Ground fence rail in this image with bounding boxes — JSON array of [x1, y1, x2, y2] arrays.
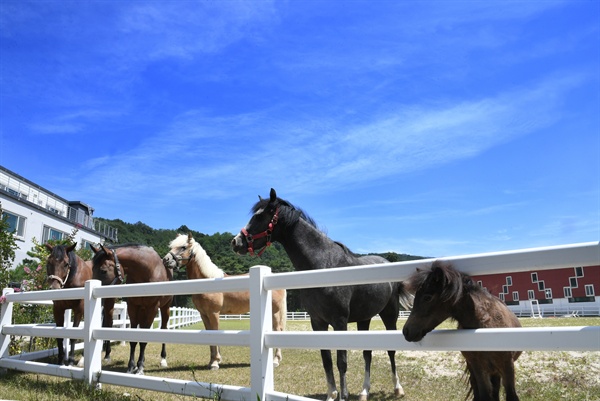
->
[[1, 241, 599, 401]]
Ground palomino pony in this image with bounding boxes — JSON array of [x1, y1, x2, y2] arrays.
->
[[91, 244, 173, 375], [162, 233, 287, 370], [232, 188, 412, 401], [402, 261, 521, 401], [45, 243, 115, 365]]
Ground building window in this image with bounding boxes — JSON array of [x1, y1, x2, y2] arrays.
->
[[564, 287, 572, 298], [506, 276, 513, 286], [502, 285, 508, 294], [538, 281, 545, 291], [575, 267, 584, 277], [1, 211, 25, 238], [477, 280, 483, 287], [499, 293, 505, 301], [585, 284, 595, 297], [82, 240, 95, 250], [512, 291, 519, 301], [545, 289, 553, 299], [531, 272, 538, 283], [42, 225, 66, 243], [528, 290, 535, 300]]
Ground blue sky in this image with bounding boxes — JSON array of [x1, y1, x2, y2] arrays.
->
[[1, 1, 598, 258]]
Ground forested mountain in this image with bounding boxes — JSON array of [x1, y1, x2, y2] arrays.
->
[[96, 217, 424, 310]]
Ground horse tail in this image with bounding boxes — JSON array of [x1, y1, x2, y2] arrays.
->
[[397, 281, 413, 310]]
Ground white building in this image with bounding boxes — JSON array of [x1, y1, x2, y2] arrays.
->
[[0, 165, 118, 268]]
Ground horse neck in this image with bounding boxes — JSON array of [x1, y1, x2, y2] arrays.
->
[[64, 257, 92, 288], [451, 290, 483, 329], [185, 246, 224, 279], [279, 218, 350, 271], [114, 247, 160, 281]]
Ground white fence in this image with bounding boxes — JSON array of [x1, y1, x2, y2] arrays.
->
[[1, 241, 599, 401]]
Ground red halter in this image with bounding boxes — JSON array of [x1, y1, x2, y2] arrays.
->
[[241, 207, 279, 256]]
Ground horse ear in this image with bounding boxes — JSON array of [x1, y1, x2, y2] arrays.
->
[[90, 244, 100, 254], [270, 188, 277, 202], [258, 195, 263, 201], [66, 243, 77, 253], [187, 232, 193, 241], [431, 262, 445, 282], [44, 243, 53, 252], [100, 244, 111, 255]]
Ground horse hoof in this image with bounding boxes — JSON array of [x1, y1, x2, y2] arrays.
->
[[358, 395, 368, 401], [395, 387, 405, 398], [103, 356, 112, 364], [136, 369, 144, 376], [273, 360, 280, 368], [160, 359, 168, 368], [77, 357, 85, 367]]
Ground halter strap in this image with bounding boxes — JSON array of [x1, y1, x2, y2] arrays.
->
[[168, 250, 194, 269], [241, 207, 279, 256], [47, 253, 72, 289], [110, 250, 124, 285]]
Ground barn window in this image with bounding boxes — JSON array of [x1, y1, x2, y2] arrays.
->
[[531, 272, 538, 283], [564, 287, 572, 298], [538, 281, 545, 291], [499, 293, 505, 301], [575, 267, 584, 277], [506, 276, 513, 286], [585, 284, 595, 297], [512, 291, 519, 301], [528, 290, 535, 300], [545, 289, 552, 299], [502, 285, 508, 294]]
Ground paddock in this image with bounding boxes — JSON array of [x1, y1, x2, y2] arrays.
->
[[1, 242, 599, 401]]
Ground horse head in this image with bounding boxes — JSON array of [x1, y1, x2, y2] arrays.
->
[[45, 243, 77, 289], [402, 261, 462, 342], [91, 244, 123, 286], [163, 233, 195, 269], [232, 188, 282, 256]]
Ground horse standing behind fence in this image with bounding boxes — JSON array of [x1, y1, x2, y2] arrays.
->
[[91, 244, 173, 375], [402, 261, 521, 401], [232, 188, 412, 401], [162, 233, 287, 370], [45, 243, 115, 365]]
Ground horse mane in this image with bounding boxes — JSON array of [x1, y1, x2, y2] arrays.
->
[[170, 234, 225, 279], [251, 196, 360, 257], [408, 261, 475, 305]]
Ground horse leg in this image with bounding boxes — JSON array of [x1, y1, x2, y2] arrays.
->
[[53, 303, 66, 365], [357, 320, 372, 401], [102, 298, 115, 363], [71, 304, 84, 367], [272, 290, 286, 367], [336, 349, 349, 401], [311, 319, 338, 401], [201, 312, 221, 370], [136, 342, 147, 375], [126, 307, 139, 374], [158, 299, 171, 368], [380, 311, 404, 398], [502, 359, 520, 401]]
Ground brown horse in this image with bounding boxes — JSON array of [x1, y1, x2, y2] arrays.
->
[[91, 244, 173, 375], [45, 243, 115, 365], [163, 233, 287, 370], [403, 261, 521, 401]]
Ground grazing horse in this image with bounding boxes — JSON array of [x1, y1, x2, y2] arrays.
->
[[45, 243, 115, 365], [232, 188, 412, 401], [91, 244, 173, 375], [402, 261, 521, 401], [162, 233, 287, 370]]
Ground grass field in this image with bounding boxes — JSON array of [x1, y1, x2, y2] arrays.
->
[[0, 317, 599, 401]]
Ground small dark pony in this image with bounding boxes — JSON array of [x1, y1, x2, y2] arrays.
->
[[45, 243, 115, 365], [403, 261, 521, 401]]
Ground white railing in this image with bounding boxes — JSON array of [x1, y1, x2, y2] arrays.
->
[[1, 242, 599, 401]]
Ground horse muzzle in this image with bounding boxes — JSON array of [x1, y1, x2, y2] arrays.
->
[[162, 253, 178, 269], [231, 234, 248, 255]]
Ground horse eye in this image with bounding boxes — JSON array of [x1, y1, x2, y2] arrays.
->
[[422, 294, 434, 303]]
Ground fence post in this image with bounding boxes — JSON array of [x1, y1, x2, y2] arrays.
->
[[0, 288, 15, 370], [250, 266, 274, 401], [83, 280, 103, 387]]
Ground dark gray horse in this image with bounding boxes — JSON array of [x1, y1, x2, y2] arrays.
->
[[232, 188, 412, 401]]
